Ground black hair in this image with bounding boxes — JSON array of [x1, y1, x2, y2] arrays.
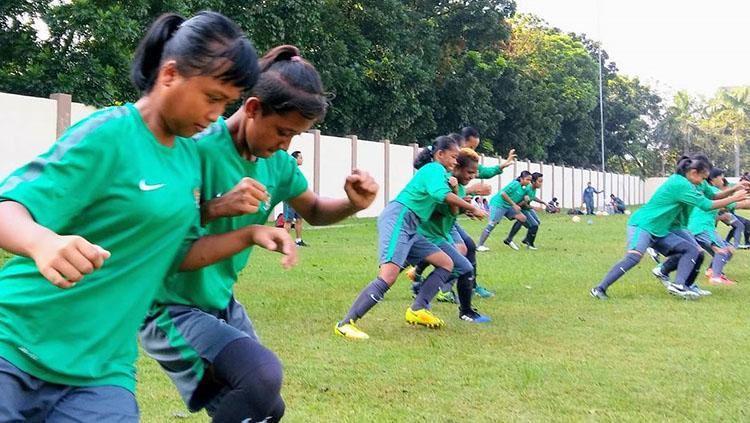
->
[[709, 168, 725, 180], [516, 170, 532, 181], [552, 197, 558, 201], [251, 45, 328, 121], [291, 151, 302, 158], [461, 126, 479, 139], [676, 154, 713, 176], [722, 177, 729, 187], [414, 136, 459, 169], [448, 132, 464, 144], [531, 172, 543, 182], [131, 11, 259, 94]]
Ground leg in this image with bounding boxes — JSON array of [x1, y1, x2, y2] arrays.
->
[[295, 218, 303, 241], [411, 250, 454, 311], [478, 206, 504, 247], [593, 226, 651, 295], [210, 338, 284, 423]]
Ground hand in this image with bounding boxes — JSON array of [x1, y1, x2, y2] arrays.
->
[[448, 176, 458, 188], [247, 226, 298, 270], [501, 149, 517, 168], [30, 234, 111, 288], [466, 182, 491, 196], [469, 206, 488, 220], [736, 180, 750, 192], [344, 169, 379, 210], [730, 190, 749, 203], [512, 204, 521, 212], [210, 177, 269, 218]]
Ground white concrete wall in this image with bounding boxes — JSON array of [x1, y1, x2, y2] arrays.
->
[[1, 91, 648, 219]]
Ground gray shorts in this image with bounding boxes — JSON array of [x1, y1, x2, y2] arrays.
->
[[139, 298, 258, 412], [0, 357, 138, 422], [626, 226, 696, 256], [694, 231, 728, 252], [378, 202, 441, 267], [449, 225, 464, 245], [489, 205, 517, 223]]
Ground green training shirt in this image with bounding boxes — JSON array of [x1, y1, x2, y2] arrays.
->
[[418, 184, 465, 243], [628, 173, 713, 237], [0, 104, 201, 392], [153, 118, 309, 311], [670, 179, 716, 230], [523, 186, 537, 209], [478, 164, 503, 179], [490, 179, 525, 208], [394, 161, 451, 221]]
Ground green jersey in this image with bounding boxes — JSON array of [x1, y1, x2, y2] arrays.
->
[[490, 179, 526, 208], [418, 184, 465, 243], [688, 186, 722, 235], [0, 104, 201, 392], [153, 118, 309, 311], [523, 186, 537, 209], [478, 164, 503, 179], [395, 161, 451, 221], [628, 174, 713, 237], [670, 180, 716, 230]]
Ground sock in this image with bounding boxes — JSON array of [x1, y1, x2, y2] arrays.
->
[[597, 253, 641, 291], [660, 254, 679, 276], [211, 338, 285, 423], [456, 272, 475, 314], [526, 225, 539, 245], [295, 238, 302, 243], [506, 220, 523, 242], [414, 260, 429, 277], [732, 221, 744, 247], [711, 250, 732, 276], [340, 278, 390, 324], [411, 268, 452, 310], [675, 249, 702, 286], [478, 223, 496, 246]]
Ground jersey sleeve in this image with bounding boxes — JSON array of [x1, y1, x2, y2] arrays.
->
[[285, 161, 309, 200], [478, 164, 502, 179], [0, 124, 117, 229], [678, 183, 714, 211], [424, 165, 451, 202]]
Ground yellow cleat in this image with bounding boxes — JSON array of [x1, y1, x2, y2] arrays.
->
[[334, 320, 370, 340], [405, 307, 445, 328], [405, 266, 418, 282]]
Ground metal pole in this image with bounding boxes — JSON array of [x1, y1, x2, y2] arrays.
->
[[597, 0, 606, 194]]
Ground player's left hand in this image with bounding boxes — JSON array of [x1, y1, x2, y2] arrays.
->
[[345, 169, 379, 210], [501, 149, 517, 168], [248, 226, 298, 270]]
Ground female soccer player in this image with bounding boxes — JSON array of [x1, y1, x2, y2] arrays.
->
[[335, 136, 487, 340], [590, 155, 746, 300], [476, 171, 533, 251], [139, 45, 378, 422], [505, 172, 545, 250], [0, 12, 295, 421]]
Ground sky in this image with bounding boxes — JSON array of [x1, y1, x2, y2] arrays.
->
[[516, 0, 750, 99]]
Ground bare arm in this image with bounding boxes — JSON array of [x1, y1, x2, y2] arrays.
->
[[0, 201, 110, 288], [179, 225, 296, 271], [289, 169, 379, 225], [444, 193, 486, 219], [200, 177, 269, 226]]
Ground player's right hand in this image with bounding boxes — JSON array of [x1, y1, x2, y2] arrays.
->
[[31, 235, 111, 288], [216, 177, 270, 217]]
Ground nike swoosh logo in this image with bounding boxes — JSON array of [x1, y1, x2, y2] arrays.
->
[[139, 180, 166, 191], [369, 294, 381, 303]]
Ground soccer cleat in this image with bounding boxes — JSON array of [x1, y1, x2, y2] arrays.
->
[[405, 307, 445, 328], [651, 266, 671, 288], [334, 320, 369, 340], [708, 277, 723, 286], [522, 240, 538, 250], [406, 266, 423, 283], [688, 284, 712, 296], [459, 309, 492, 323], [646, 247, 661, 264], [296, 240, 309, 247], [476, 245, 490, 252], [473, 285, 495, 298], [667, 283, 699, 300], [720, 275, 736, 286], [503, 239, 520, 251], [589, 287, 609, 300], [435, 290, 456, 303], [738, 244, 750, 249]]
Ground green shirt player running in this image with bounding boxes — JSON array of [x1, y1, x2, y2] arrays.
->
[[0, 12, 297, 422], [139, 45, 378, 422]]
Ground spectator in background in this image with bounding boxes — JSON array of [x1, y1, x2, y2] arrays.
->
[[610, 194, 626, 214], [582, 182, 603, 215], [546, 197, 561, 213], [284, 151, 308, 246]]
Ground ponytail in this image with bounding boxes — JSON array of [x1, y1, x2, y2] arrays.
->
[[131, 11, 259, 94], [131, 14, 185, 92], [676, 154, 712, 176], [251, 45, 329, 121], [414, 135, 458, 169]]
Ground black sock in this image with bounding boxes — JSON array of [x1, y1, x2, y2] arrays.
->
[[456, 273, 474, 314], [506, 220, 523, 241], [412, 268, 452, 310]]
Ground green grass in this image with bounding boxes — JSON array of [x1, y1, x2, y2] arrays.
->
[[4, 212, 750, 421]]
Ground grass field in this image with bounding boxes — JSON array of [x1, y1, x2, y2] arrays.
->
[[3, 211, 750, 421]]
